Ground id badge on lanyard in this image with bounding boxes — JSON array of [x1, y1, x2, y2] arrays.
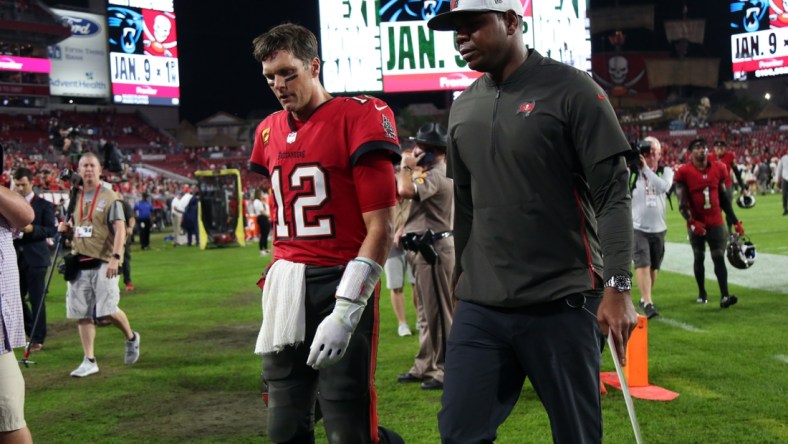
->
[[75, 225, 93, 238], [77, 186, 101, 238]]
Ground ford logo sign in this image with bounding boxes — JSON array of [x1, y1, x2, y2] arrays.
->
[[62, 16, 101, 37]]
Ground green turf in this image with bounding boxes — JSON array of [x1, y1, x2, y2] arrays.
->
[[19, 193, 788, 443]]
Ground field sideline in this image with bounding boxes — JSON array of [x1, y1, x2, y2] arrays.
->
[[17, 194, 788, 443]]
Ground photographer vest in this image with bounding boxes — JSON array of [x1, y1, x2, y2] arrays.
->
[[73, 185, 123, 264]]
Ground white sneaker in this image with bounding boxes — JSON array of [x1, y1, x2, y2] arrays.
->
[[125, 331, 140, 364], [70, 357, 99, 377], [397, 323, 413, 337]]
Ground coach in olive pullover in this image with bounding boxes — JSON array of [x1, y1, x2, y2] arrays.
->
[[428, 2, 638, 443]]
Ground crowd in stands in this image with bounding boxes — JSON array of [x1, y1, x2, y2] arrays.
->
[[0, 0, 47, 22], [2, 107, 786, 212], [2, 107, 271, 195], [624, 118, 788, 193]]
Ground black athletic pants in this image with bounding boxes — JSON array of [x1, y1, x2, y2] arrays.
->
[[782, 179, 788, 212], [122, 239, 132, 285], [688, 224, 729, 298], [138, 218, 151, 249], [257, 215, 270, 251], [439, 295, 603, 444], [262, 266, 402, 444]]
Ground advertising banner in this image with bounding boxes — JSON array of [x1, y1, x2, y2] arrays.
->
[[48, 8, 110, 98]]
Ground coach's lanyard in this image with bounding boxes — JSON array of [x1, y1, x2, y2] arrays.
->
[[79, 185, 101, 223]]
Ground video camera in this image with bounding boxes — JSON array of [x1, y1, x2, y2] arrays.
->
[[102, 141, 125, 174], [624, 140, 653, 171], [401, 230, 438, 265], [58, 168, 83, 187]]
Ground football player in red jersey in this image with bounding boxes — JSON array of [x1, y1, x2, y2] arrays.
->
[[674, 138, 744, 308], [248, 23, 403, 444], [708, 139, 749, 230]]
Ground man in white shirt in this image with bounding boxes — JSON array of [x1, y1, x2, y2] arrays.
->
[[778, 152, 788, 215], [631, 137, 674, 318], [171, 186, 192, 246]]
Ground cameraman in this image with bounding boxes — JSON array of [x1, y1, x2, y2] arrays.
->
[[396, 122, 454, 390], [630, 137, 673, 319], [52, 124, 82, 169]]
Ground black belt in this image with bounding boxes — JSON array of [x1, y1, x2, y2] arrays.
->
[[432, 231, 453, 242]]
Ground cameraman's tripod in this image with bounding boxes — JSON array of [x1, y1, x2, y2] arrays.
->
[[19, 179, 80, 367]]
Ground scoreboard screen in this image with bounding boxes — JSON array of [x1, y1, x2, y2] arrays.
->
[[319, 0, 590, 94], [730, 1, 788, 80], [107, 0, 179, 106]]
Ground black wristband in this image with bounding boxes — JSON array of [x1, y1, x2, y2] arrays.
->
[[112, 253, 121, 260]]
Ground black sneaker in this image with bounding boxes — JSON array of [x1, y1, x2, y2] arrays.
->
[[397, 372, 422, 383], [720, 295, 738, 308], [420, 379, 443, 390], [696, 294, 708, 304], [638, 299, 646, 311], [643, 303, 659, 319]]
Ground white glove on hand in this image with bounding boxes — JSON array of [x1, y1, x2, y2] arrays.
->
[[306, 299, 364, 369]]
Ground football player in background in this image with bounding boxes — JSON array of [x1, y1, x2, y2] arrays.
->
[[708, 139, 748, 230], [674, 138, 745, 308]]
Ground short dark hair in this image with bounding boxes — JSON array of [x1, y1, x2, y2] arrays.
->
[[689, 138, 707, 149], [252, 23, 319, 65], [13, 167, 33, 182]]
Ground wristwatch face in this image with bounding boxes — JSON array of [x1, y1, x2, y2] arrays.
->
[[606, 275, 631, 291]]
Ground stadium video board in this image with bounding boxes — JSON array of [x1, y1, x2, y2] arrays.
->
[[319, 0, 591, 93], [106, 0, 179, 106], [48, 8, 111, 99], [730, 1, 788, 80]]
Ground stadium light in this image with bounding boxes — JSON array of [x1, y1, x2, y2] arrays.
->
[[764, 93, 771, 100]]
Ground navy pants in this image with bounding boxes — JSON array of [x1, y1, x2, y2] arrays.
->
[[20, 264, 47, 344], [262, 266, 401, 444], [439, 295, 603, 444]]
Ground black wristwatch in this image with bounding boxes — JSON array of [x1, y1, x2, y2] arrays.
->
[[112, 253, 121, 260], [604, 275, 632, 292]]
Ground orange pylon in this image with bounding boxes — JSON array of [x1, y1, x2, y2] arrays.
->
[[623, 315, 648, 387]]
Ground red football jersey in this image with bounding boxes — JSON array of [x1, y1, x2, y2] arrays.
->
[[708, 151, 735, 186], [249, 96, 399, 266], [673, 161, 728, 227]]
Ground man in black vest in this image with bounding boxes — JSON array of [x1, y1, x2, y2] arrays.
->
[[13, 167, 56, 352]]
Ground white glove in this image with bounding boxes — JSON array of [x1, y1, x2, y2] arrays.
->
[[306, 299, 364, 369], [306, 257, 382, 369]]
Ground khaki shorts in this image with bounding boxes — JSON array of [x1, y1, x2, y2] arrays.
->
[[66, 263, 120, 319], [384, 252, 415, 290], [0, 351, 26, 432]]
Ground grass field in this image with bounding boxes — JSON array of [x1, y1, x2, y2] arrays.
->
[[18, 193, 788, 443]]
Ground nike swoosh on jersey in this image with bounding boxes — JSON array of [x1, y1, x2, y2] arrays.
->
[[375, 104, 388, 111]]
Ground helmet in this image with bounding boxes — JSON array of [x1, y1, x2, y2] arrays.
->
[[737, 194, 756, 209], [413, 122, 448, 149], [726, 234, 756, 269]]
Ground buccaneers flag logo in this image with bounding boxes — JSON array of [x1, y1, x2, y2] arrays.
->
[[517, 101, 536, 117]]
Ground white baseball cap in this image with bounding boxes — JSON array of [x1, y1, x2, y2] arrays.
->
[[427, 0, 524, 31]]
